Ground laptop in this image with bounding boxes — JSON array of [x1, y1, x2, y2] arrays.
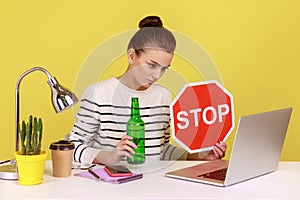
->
[[165, 107, 292, 187]]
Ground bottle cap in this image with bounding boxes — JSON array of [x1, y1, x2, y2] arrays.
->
[[49, 140, 75, 151]]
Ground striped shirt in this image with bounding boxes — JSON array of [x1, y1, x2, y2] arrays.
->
[[68, 78, 186, 164]]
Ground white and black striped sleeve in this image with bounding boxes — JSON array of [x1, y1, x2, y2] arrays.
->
[[160, 143, 187, 160], [68, 84, 102, 164]]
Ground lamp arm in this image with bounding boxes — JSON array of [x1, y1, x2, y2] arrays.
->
[[15, 67, 54, 152]]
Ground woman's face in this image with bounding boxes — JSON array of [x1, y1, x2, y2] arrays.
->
[[128, 49, 174, 90]]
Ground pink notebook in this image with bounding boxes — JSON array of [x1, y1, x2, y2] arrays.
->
[[74, 167, 143, 184]]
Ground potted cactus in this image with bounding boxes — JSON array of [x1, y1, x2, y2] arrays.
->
[[15, 115, 47, 185], [19, 115, 43, 155]]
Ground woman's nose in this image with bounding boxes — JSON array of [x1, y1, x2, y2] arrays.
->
[[152, 68, 162, 81]]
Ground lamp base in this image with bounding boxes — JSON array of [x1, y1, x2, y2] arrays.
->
[[0, 160, 18, 180]]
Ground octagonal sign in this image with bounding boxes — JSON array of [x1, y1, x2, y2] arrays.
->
[[170, 80, 234, 153]]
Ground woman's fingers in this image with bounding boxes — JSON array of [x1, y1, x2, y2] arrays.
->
[[115, 149, 133, 158], [116, 142, 135, 155], [213, 142, 227, 158], [120, 135, 137, 148], [116, 135, 137, 156], [121, 135, 133, 141]]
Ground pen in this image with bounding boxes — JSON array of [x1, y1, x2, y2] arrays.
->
[[88, 169, 101, 179], [87, 169, 115, 183]]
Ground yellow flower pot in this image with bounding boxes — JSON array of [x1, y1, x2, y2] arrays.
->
[[15, 150, 47, 185]]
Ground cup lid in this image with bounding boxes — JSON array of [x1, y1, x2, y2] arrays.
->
[[49, 140, 75, 150]]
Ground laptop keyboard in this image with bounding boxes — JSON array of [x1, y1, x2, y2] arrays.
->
[[198, 168, 228, 181]]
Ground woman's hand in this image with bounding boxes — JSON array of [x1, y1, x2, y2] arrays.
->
[[93, 135, 137, 165], [187, 141, 227, 161], [203, 141, 227, 161], [113, 135, 137, 162]]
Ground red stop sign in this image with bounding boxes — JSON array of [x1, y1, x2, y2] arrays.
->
[[170, 80, 234, 153]]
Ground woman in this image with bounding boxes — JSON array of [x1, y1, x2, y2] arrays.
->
[[68, 16, 227, 165]]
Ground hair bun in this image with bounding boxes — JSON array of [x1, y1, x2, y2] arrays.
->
[[139, 16, 163, 28]]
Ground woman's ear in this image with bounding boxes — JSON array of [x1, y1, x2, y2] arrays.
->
[[127, 48, 135, 65]]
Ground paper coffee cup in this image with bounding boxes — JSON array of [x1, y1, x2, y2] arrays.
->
[[49, 140, 75, 177]]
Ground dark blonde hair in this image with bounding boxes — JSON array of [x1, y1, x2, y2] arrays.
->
[[127, 16, 176, 55]]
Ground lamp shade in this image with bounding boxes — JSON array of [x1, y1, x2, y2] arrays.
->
[[48, 77, 79, 113]]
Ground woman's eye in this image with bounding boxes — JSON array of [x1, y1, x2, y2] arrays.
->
[[148, 63, 169, 71], [162, 66, 169, 71], [149, 63, 157, 68]]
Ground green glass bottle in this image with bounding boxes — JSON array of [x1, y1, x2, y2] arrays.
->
[[127, 97, 145, 164]]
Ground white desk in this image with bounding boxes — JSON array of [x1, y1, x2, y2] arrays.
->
[[0, 161, 299, 199]]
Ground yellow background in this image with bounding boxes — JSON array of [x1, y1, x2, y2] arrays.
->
[[0, 1, 299, 161]]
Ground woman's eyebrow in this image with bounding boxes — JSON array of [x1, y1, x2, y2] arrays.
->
[[149, 60, 170, 67], [149, 60, 162, 66]]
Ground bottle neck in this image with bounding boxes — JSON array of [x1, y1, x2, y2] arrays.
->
[[131, 98, 140, 117]]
